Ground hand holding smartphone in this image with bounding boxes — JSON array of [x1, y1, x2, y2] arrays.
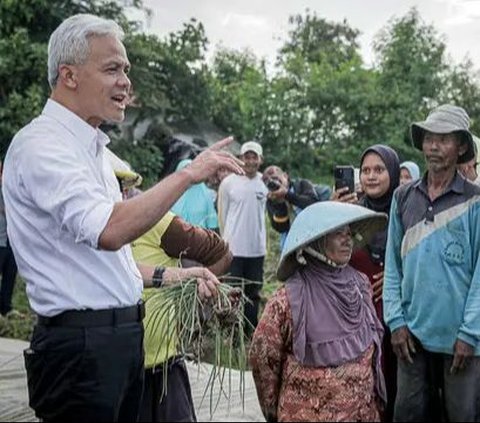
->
[[334, 165, 355, 195]]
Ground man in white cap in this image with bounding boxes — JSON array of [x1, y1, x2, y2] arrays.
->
[[384, 104, 480, 421], [218, 140, 268, 333]]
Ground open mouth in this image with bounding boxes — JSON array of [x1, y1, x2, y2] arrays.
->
[[111, 93, 128, 109]]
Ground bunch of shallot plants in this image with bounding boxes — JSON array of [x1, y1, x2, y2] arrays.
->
[[144, 277, 255, 416]]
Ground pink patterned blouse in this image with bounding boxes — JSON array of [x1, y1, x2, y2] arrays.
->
[[250, 287, 382, 422]]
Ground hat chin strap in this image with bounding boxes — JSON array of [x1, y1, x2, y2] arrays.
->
[[296, 247, 348, 269]]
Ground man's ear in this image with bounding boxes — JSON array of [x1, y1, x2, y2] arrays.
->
[[58, 64, 78, 89], [459, 141, 468, 158]]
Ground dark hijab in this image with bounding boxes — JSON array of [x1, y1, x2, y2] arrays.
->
[[359, 145, 400, 264]]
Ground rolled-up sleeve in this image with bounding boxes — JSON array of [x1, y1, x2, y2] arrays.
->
[[18, 137, 115, 249]]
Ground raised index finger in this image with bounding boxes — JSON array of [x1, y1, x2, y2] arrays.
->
[[208, 136, 234, 151]]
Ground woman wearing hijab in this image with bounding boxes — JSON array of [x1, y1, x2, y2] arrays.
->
[[250, 202, 387, 422], [171, 159, 219, 229], [399, 161, 420, 185], [349, 144, 400, 422]]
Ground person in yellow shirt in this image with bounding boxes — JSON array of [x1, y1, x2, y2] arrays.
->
[[132, 209, 232, 422], [109, 149, 232, 421]]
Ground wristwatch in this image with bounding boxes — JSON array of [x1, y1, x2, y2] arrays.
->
[[152, 266, 166, 288]]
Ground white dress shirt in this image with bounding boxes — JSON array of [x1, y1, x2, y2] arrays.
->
[[3, 99, 142, 316]]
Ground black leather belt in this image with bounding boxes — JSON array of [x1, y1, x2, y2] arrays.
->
[[37, 301, 145, 327]]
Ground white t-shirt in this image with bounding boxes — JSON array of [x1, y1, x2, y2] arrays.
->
[[3, 99, 142, 316], [218, 173, 268, 257]]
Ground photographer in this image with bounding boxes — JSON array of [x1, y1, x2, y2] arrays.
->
[[262, 166, 320, 248]]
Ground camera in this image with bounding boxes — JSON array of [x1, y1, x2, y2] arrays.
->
[[265, 178, 281, 192]]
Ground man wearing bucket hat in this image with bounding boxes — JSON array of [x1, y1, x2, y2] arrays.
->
[[384, 104, 480, 421], [218, 140, 268, 333]]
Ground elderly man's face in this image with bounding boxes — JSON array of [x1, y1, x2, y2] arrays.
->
[[70, 35, 131, 127], [422, 132, 467, 173]]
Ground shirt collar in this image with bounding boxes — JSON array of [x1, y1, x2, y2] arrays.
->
[[415, 171, 465, 196], [42, 99, 110, 156]]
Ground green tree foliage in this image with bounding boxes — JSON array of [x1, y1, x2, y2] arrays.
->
[[439, 59, 480, 137], [209, 48, 269, 143], [124, 19, 211, 121], [264, 11, 381, 178], [279, 12, 360, 69], [373, 8, 447, 162], [0, 29, 47, 154], [2, 3, 480, 183]]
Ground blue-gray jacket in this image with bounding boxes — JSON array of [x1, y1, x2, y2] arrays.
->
[[384, 172, 480, 355]]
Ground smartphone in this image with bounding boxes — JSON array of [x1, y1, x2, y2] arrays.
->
[[334, 165, 355, 194]]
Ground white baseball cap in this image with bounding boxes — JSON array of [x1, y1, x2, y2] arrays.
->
[[240, 141, 263, 157]]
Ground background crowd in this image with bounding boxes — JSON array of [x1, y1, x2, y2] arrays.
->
[[3, 3, 480, 423]]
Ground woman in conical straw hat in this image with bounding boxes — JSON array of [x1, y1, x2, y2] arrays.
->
[[250, 201, 387, 422]]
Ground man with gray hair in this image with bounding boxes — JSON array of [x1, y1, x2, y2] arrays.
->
[[384, 104, 480, 421], [3, 14, 243, 422]]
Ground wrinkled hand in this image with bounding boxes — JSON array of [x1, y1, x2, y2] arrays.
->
[[331, 187, 358, 204], [163, 267, 220, 300], [267, 186, 288, 201], [450, 339, 474, 374], [391, 326, 416, 364], [183, 137, 244, 184], [372, 271, 384, 303]]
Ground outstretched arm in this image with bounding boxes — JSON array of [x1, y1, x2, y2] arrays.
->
[[99, 137, 243, 250]]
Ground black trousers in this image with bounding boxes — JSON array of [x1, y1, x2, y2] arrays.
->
[[139, 357, 197, 422], [0, 242, 17, 315], [24, 321, 144, 422], [394, 342, 480, 422], [228, 256, 264, 333]]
